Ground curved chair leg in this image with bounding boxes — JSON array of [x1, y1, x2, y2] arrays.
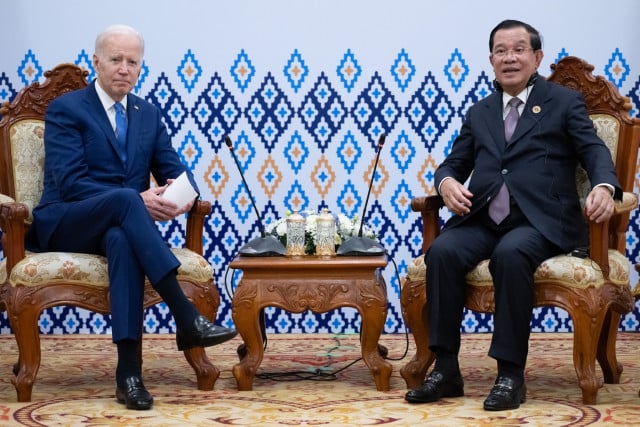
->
[[570, 309, 605, 405], [9, 306, 42, 402], [596, 309, 623, 384], [399, 278, 434, 389], [181, 280, 221, 390]]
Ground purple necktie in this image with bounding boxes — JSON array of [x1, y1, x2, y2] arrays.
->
[[488, 97, 522, 224]]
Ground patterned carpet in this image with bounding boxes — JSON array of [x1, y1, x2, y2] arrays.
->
[[0, 332, 639, 426]]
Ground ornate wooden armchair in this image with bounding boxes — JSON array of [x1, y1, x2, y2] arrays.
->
[[0, 63, 222, 402], [399, 56, 640, 405]]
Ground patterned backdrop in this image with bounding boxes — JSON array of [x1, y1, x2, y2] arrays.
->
[[1, 1, 640, 337]]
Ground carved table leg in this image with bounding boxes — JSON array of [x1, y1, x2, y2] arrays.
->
[[231, 280, 264, 390], [358, 274, 392, 391]]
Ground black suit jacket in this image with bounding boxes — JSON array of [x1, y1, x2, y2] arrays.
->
[[434, 77, 621, 252]]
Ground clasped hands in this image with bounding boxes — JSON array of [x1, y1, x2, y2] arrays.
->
[[439, 178, 615, 223], [140, 178, 194, 222]]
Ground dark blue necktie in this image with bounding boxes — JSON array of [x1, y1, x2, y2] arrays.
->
[[114, 102, 128, 164]]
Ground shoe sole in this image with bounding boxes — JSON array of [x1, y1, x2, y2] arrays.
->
[[405, 389, 464, 404]]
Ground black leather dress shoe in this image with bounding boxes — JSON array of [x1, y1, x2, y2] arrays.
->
[[115, 376, 153, 410], [176, 315, 238, 350], [404, 370, 464, 403], [483, 376, 526, 411]]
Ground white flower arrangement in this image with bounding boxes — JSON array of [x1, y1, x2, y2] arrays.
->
[[266, 210, 377, 255]]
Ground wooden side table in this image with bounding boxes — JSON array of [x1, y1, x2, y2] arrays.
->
[[229, 255, 392, 391]]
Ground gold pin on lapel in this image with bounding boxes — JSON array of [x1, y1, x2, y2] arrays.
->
[[532, 106, 541, 114]]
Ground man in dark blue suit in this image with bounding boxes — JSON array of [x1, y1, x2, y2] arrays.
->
[[26, 24, 236, 410], [404, 20, 621, 410]]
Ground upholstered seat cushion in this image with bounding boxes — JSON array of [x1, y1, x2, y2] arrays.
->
[[3, 247, 212, 288], [406, 249, 630, 289]]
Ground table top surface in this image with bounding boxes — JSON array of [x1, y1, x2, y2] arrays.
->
[[230, 254, 388, 270]]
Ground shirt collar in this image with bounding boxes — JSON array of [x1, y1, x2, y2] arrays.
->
[[94, 79, 128, 111]]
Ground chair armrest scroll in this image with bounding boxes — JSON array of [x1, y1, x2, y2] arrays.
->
[[0, 201, 29, 274], [184, 199, 212, 255], [411, 195, 444, 254]]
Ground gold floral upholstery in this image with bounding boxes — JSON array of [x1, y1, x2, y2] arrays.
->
[[9, 120, 45, 223], [406, 250, 630, 290], [398, 56, 640, 406], [0, 63, 223, 402], [7, 248, 213, 288]]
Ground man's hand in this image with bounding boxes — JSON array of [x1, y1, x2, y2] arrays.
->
[[440, 178, 473, 216], [585, 186, 615, 223], [140, 180, 194, 222]]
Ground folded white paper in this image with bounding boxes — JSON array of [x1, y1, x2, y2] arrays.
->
[[162, 171, 197, 207]]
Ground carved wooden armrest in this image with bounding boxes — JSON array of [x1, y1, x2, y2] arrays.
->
[[588, 191, 638, 278], [184, 199, 212, 255], [411, 194, 444, 254], [0, 201, 30, 273]]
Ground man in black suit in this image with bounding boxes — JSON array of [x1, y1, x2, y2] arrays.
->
[[404, 19, 621, 410], [26, 24, 237, 410]]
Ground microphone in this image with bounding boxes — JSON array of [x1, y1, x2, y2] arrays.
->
[[225, 135, 286, 256], [336, 133, 387, 256]]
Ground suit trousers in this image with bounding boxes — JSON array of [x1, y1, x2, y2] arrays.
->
[[425, 202, 563, 367], [46, 188, 181, 342]]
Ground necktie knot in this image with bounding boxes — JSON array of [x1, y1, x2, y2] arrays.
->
[[504, 97, 522, 142]]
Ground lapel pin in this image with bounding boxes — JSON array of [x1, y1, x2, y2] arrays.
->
[[532, 105, 541, 114], [134, 105, 139, 110]]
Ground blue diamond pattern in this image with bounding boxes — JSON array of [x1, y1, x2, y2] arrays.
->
[[458, 71, 494, 119], [284, 130, 309, 174], [284, 49, 309, 93], [336, 131, 362, 174], [444, 48, 469, 92], [337, 49, 362, 93], [284, 180, 310, 213], [133, 62, 149, 95], [146, 73, 187, 137], [352, 72, 401, 145], [74, 50, 94, 82], [176, 130, 203, 169], [177, 49, 203, 93], [0, 72, 17, 106], [336, 180, 362, 218], [405, 72, 455, 151], [390, 130, 415, 174], [245, 72, 294, 152], [604, 48, 630, 88], [390, 48, 416, 92], [230, 49, 256, 93], [17, 49, 42, 86], [299, 72, 348, 151], [192, 72, 241, 150], [390, 179, 413, 223]]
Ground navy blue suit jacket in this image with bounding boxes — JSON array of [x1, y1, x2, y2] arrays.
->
[[434, 78, 621, 252], [27, 80, 199, 251]]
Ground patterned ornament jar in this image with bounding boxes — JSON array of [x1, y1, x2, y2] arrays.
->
[[315, 208, 336, 256], [286, 210, 306, 256]]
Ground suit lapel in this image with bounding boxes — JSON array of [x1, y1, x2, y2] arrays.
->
[[124, 93, 140, 169], [507, 79, 550, 146], [483, 94, 505, 153], [84, 82, 127, 166]]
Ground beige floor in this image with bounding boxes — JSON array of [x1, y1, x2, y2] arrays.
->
[[0, 332, 639, 426]]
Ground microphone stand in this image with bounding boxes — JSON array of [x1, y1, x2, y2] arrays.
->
[[225, 136, 286, 256], [336, 133, 386, 256]]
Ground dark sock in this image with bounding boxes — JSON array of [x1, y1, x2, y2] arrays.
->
[[497, 359, 524, 384], [153, 272, 199, 330], [116, 339, 141, 388], [433, 348, 460, 377]]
